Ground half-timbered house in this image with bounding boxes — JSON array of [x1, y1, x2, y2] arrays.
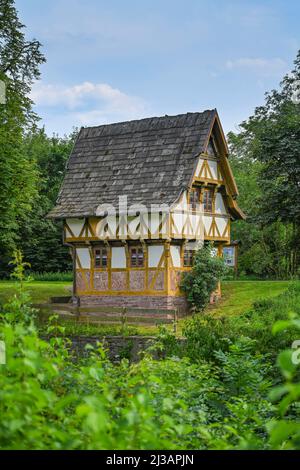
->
[[48, 109, 244, 313]]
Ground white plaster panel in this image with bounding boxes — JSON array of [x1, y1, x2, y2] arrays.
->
[[160, 213, 169, 237], [95, 219, 106, 237], [128, 216, 140, 238], [189, 214, 198, 236], [65, 226, 72, 238], [216, 217, 228, 236], [148, 245, 164, 268], [208, 160, 218, 180], [195, 158, 204, 177], [95, 216, 117, 238], [195, 214, 204, 239], [170, 245, 181, 267], [118, 215, 128, 238], [203, 216, 212, 233], [66, 218, 85, 237], [150, 213, 160, 238], [215, 193, 227, 214], [172, 212, 184, 235], [107, 215, 117, 237], [76, 248, 90, 269], [111, 247, 126, 268]]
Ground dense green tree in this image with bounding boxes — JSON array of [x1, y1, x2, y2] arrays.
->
[[18, 129, 76, 273], [228, 50, 300, 278], [0, 0, 45, 268]]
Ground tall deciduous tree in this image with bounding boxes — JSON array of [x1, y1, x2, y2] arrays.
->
[[228, 50, 300, 277], [0, 0, 45, 267], [18, 129, 76, 273]]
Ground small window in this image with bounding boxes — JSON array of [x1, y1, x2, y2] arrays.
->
[[94, 248, 108, 268], [130, 247, 144, 267], [203, 189, 213, 213], [190, 188, 200, 210], [183, 249, 194, 267]]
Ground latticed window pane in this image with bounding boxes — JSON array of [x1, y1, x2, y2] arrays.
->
[[137, 248, 144, 267], [130, 248, 137, 267], [203, 189, 213, 212], [94, 248, 108, 268], [130, 247, 144, 267], [183, 249, 194, 267], [101, 249, 107, 267], [95, 250, 101, 268]]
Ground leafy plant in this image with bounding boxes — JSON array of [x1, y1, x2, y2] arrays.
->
[[4, 250, 35, 323], [1, 252, 300, 450], [181, 244, 228, 311], [266, 313, 300, 449], [182, 313, 230, 361]]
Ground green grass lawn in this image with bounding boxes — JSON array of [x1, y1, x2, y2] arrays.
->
[[0, 279, 297, 336], [206, 280, 295, 317], [0, 281, 72, 304]]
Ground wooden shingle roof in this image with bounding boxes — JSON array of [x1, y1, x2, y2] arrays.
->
[[48, 110, 216, 218]]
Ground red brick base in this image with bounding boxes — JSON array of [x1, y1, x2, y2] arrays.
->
[[78, 294, 188, 316]]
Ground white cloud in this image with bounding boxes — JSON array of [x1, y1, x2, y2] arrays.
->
[[31, 81, 145, 111], [30, 81, 149, 134], [225, 57, 287, 76]]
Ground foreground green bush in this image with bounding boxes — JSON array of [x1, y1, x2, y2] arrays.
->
[[182, 284, 300, 361], [0, 260, 299, 449], [0, 305, 273, 449], [0, 294, 299, 449]]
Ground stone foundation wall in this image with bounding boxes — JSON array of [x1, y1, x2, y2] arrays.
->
[[78, 294, 188, 316], [55, 335, 157, 362], [43, 335, 186, 362]]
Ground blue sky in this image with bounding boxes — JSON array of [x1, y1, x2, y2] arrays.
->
[[16, 0, 300, 135]]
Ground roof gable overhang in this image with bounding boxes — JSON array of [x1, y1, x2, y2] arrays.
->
[[186, 111, 245, 220]]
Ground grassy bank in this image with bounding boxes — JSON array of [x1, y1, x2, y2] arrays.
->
[[0, 279, 293, 309], [0, 279, 297, 337], [208, 280, 294, 317], [0, 281, 72, 304]]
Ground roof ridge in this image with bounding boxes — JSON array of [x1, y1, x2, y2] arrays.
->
[[80, 109, 216, 132]]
